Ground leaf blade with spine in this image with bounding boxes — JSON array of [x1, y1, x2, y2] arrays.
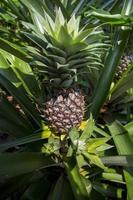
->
[[107, 120, 133, 200]]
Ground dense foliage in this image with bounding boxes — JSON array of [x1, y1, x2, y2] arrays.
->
[[0, 0, 133, 200]]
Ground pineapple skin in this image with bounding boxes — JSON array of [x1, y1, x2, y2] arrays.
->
[[115, 54, 133, 79], [44, 88, 85, 134]]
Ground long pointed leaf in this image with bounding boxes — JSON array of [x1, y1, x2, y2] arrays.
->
[[0, 131, 51, 152], [0, 153, 55, 180], [0, 74, 41, 128], [0, 96, 33, 137], [64, 156, 89, 200], [0, 38, 30, 62], [107, 119, 133, 200], [90, 0, 133, 118]]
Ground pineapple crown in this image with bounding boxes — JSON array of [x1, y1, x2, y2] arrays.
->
[[43, 8, 81, 45], [23, 8, 109, 88], [33, 8, 107, 50]]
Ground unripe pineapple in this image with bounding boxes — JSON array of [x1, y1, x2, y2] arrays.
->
[[115, 54, 133, 79], [115, 31, 133, 79], [44, 88, 85, 133], [24, 9, 107, 134]]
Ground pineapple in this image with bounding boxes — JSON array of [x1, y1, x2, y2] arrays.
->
[[24, 9, 107, 134], [115, 54, 133, 79], [44, 88, 85, 133], [115, 31, 133, 79]]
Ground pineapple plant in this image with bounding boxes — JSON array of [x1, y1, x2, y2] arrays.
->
[[0, 0, 133, 200], [22, 9, 108, 134]]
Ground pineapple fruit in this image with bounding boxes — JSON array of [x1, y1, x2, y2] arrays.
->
[[44, 88, 85, 133], [115, 31, 133, 79], [24, 9, 107, 134], [115, 55, 133, 79]]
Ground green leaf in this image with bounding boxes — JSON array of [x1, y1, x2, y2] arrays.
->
[[0, 38, 30, 62], [0, 173, 34, 199], [12, 57, 41, 98], [101, 155, 133, 167], [90, 28, 131, 118], [90, 0, 133, 118], [1, 0, 27, 21], [91, 11, 132, 25], [124, 169, 133, 200], [0, 153, 55, 180], [83, 152, 106, 170], [58, 26, 73, 46], [110, 72, 133, 102], [0, 73, 41, 128], [102, 172, 124, 184], [22, 32, 47, 49], [71, 0, 87, 16], [96, 144, 113, 152], [30, 11, 46, 34], [48, 174, 75, 200], [107, 120, 133, 154], [20, 177, 51, 200], [0, 52, 21, 87], [75, 28, 102, 43], [93, 182, 123, 199], [0, 96, 33, 137], [107, 119, 133, 200], [67, 14, 80, 36], [48, 174, 65, 200], [94, 126, 109, 137], [21, 0, 54, 20], [87, 137, 111, 153], [125, 121, 133, 137], [64, 156, 89, 200], [69, 127, 80, 147], [0, 126, 51, 152], [52, 0, 69, 20], [80, 115, 95, 141], [76, 154, 85, 169], [0, 50, 41, 98]]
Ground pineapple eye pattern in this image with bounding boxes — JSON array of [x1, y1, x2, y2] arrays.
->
[[115, 54, 133, 79], [44, 89, 85, 134]]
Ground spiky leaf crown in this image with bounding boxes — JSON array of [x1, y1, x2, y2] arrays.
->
[[23, 9, 108, 87]]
